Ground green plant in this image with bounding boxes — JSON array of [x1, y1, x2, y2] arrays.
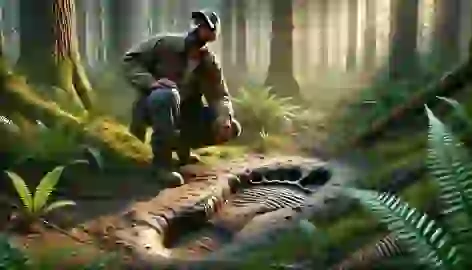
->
[[232, 85, 303, 136], [7, 165, 76, 219], [0, 234, 30, 269], [14, 120, 82, 163], [342, 99, 472, 269]]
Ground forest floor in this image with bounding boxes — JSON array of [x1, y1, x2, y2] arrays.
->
[[5, 142, 361, 269]]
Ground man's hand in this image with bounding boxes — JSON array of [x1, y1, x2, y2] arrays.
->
[[214, 116, 232, 143], [151, 78, 177, 90]]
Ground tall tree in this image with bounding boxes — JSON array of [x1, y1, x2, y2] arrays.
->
[[265, 0, 300, 97], [97, 0, 107, 63], [346, 0, 358, 70], [363, 0, 377, 70], [432, 0, 461, 68], [17, 0, 93, 110], [235, 0, 247, 79], [221, 0, 236, 90], [296, 0, 310, 81], [316, 0, 329, 69], [150, 0, 168, 33], [75, 0, 89, 65], [108, 0, 148, 60], [388, 0, 420, 80], [176, 0, 192, 31]]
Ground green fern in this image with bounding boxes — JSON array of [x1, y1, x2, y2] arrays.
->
[[343, 189, 461, 269], [342, 104, 472, 270], [233, 86, 302, 135], [6, 166, 76, 217]]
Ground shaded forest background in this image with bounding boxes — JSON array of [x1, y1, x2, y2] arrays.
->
[[0, 0, 471, 129]]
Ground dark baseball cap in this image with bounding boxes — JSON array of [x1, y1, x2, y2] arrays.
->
[[191, 10, 220, 31]]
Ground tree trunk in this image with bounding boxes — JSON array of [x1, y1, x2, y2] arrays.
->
[[75, 0, 87, 64], [264, 0, 300, 98], [176, 0, 192, 31], [388, 0, 420, 80], [108, 0, 148, 60], [18, 0, 93, 110], [221, 0, 236, 91], [296, 0, 310, 82], [235, 0, 247, 80], [432, 0, 461, 68], [346, 0, 358, 71], [317, 0, 329, 69], [363, 0, 377, 71], [97, 0, 107, 63]]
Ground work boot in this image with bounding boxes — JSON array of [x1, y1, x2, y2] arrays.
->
[[152, 167, 185, 188], [177, 146, 202, 166]]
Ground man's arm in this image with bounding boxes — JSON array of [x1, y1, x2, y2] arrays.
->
[[200, 50, 234, 123], [122, 36, 162, 95]]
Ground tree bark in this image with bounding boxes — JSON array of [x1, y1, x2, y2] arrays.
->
[[75, 0, 87, 64], [363, 0, 377, 71], [346, 0, 358, 71], [264, 0, 300, 98], [388, 0, 420, 80], [17, 0, 94, 110], [432, 0, 461, 68]]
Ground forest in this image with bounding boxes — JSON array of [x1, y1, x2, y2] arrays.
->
[[0, 0, 472, 269]]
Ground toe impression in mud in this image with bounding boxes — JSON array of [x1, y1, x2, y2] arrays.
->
[[80, 156, 334, 266]]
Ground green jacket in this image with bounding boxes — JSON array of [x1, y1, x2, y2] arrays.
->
[[122, 33, 234, 120]]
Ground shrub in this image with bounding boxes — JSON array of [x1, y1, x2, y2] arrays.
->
[[232, 85, 303, 137]]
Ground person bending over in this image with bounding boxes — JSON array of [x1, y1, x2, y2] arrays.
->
[[123, 10, 241, 187]]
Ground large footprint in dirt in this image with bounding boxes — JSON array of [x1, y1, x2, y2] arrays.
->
[[79, 155, 353, 268]]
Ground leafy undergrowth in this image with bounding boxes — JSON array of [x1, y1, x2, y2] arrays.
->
[[1, 68, 153, 169]]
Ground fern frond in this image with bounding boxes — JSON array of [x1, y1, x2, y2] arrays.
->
[[436, 96, 472, 133], [43, 200, 76, 214], [344, 188, 461, 270], [33, 166, 65, 212], [425, 107, 472, 222], [6, 171, 33, 213], [331, 233, 409, 270]]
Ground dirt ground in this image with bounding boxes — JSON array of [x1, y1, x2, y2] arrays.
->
[[6, 152, 341, 268]]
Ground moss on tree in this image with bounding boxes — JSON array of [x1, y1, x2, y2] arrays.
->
[[17, 0, 93, 110], [0, 62, 152, 168]]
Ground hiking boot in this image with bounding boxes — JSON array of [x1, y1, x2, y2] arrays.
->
[[152, 168, 185, 188], [177, 147, 202, 166]]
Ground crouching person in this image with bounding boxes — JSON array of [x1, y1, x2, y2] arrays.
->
[[123, 10, 241, 187]]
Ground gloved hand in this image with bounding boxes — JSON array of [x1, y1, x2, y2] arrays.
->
[[151, 78, 177, 90], [213, 116, 233, 143]]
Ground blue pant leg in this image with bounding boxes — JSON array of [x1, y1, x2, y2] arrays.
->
[[146, 87, 180, 167]]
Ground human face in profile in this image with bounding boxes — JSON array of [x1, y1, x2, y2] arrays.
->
[[197, 24, 217, 43]]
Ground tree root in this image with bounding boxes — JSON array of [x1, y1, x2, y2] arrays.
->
[[71, 51, 94, 111], [0, 63, 152, 167]]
